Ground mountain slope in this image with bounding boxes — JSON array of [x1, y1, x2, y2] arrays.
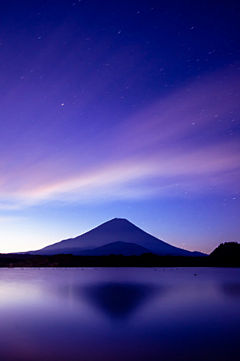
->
[[79, 241, 151, 256], [31, 218, 205, 256]]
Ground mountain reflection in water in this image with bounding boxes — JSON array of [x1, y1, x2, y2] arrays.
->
[[82, 282, 158, 319], [58, 281, 160, 319]]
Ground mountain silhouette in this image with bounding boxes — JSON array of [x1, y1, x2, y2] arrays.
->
[[209, 242, 240, 267], [30, 218, 205, 256]]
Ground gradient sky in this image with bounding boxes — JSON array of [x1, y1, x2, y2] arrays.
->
[[0, 0, 239, 254]]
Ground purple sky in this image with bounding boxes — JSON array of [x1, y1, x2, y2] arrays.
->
[[0, 0, 239, 253]]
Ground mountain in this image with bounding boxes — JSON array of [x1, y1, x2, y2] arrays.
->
[[30, 218, 206, 256]]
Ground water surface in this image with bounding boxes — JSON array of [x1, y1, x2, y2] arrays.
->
[[0, 267, 239, 361]]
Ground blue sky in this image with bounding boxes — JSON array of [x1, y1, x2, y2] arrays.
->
[[0, 0, 239, 253]]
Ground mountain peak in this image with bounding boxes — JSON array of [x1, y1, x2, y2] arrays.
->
[[97, 218, 137, 231], [107, 218, 130, 223]]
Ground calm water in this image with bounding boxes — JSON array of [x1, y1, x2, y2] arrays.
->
[[0, 267, 239, 361]]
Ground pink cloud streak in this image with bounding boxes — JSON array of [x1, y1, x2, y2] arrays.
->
[[0, 68, 239, 208]]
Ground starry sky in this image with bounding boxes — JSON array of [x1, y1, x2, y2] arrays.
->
[[0, 0, 239, 254]]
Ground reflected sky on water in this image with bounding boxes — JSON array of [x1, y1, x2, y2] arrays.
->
[[0, 267, 240, 361]]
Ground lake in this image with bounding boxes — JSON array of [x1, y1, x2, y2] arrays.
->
[[0, 267, 239, 361]]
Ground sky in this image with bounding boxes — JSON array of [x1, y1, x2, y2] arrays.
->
[[0, 0, 239, 254]]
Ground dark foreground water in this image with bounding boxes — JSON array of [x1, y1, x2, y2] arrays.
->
[[0, 267, 239, 361]]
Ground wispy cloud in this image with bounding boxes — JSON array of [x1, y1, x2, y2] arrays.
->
[[0, 68, 239, 208]]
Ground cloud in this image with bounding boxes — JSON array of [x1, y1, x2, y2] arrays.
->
[[0, 68, 239, 207], [0, 215, 21, 222]]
